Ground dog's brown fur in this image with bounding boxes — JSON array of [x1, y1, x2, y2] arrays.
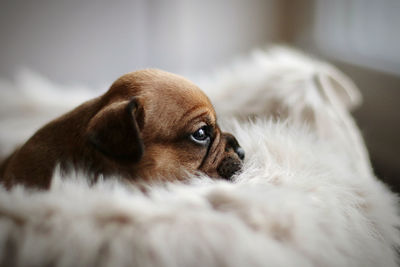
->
[[0, 69, 244, 189]]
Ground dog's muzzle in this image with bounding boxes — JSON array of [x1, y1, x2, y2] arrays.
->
[[217, 135, 245, 179]]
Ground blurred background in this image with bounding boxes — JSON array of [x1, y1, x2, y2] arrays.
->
[[0, 0, 399, 191]]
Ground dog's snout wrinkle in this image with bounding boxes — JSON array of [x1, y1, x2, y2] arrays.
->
[[211, 145, 224, 166], [209, 133, 221, 161]]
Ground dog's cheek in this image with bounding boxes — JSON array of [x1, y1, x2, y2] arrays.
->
[[171, 143, 207, 171], [136, 143, 204, 180]]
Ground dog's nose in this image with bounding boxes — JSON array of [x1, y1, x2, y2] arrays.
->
[[235, 147, 245, 160], [224, 133, 245, 161], [225, 134, 245, 160]]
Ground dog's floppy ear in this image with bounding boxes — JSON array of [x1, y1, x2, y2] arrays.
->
[[87, 98, 145, 162]]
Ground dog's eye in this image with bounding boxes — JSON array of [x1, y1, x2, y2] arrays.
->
[[191, 126, 210, 145]]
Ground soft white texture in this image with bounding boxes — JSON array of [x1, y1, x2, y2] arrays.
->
[[0, 46, 398, 267]]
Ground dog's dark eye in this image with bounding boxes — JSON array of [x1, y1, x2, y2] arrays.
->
[[191, 126, 211, 145]]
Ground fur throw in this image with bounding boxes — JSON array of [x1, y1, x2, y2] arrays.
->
[[0, 46, 398, 267]]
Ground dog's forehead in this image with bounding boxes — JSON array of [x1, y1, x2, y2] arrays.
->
[[138, 70, 216, 118], [140, 70, 207, 97]]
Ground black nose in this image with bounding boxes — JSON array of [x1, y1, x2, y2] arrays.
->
[[225, 133, 245, 161], [235, 147, 245, 160]]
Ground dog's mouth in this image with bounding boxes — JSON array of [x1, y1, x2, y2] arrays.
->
[[217, 156, 243, 179]]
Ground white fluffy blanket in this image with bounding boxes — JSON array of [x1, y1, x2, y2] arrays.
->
[[0, 47, 398, 267]]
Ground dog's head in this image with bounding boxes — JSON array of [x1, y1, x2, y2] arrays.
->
[[86, 69, 244, 182], [0, 69, 244, 188]]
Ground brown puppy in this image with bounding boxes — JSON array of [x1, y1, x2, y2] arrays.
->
[[0, 69, 244, 189]]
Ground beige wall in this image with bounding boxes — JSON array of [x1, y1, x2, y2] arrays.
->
[[0, 0, 283, 86], [283, 0, 400, 76]]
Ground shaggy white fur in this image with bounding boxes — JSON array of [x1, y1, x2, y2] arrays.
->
[[0, 46, 398, 267]]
